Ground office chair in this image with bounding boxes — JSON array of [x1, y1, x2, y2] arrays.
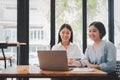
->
[[0, 43, 13, 68]]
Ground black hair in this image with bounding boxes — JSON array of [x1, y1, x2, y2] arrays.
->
[[58, 23, 73, 43], [89, 21, 106, 39]]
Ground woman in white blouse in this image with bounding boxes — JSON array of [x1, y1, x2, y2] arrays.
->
[[51, 23, 84, 80], [52, 23, 84, 64]]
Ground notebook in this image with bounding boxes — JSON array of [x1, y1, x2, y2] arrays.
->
[[37, 50, 71, 71]]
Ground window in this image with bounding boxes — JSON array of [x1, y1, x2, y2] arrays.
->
[[56, 0, 82, 51], [114, 0, 120, 60], [30, 28, 44, 40], [0, 0, 17, 66], [29, 0, 50, 65], [87, 0, 108, 45]]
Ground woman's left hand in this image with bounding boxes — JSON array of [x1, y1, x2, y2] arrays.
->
[[68, 58, 82, 67], [68, 58, 75, 65]]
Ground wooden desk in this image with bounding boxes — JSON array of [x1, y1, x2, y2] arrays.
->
[[0, 42, 26, 68], [7, 42, 26, 65], [7, 42, 26, 46], [0, 65, 107, 79]]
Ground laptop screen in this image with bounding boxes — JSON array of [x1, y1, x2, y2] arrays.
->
[[37, 50, 69, 71]]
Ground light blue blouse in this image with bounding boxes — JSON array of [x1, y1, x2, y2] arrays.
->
[[81, 40, 116, 73]]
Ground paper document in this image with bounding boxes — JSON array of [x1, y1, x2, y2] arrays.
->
[[72, 67, 95, 72]]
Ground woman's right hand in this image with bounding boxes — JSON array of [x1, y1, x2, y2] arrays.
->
[[83, 60, 100, 69]]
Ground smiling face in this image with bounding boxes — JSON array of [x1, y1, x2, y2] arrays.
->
[[60, 27, 71, 43], [89, 25, 101, 41]]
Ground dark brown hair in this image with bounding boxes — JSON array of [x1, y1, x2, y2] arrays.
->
[[58, 23, 73, 43], [89, 21, 106, 39]]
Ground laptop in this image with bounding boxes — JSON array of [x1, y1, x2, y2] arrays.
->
[[37, 50, 71, 71]]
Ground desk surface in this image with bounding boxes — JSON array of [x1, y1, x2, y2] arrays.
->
[[7, 42, 26, 46], [0, 42, 26, 67], [0, 65, 107, 78]]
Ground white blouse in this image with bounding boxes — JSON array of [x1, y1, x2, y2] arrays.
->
[[52, 42, 84, 59]]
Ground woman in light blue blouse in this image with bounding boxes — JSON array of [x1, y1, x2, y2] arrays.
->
[[82, 21, 116, 73], [69, 21, 118, 80]]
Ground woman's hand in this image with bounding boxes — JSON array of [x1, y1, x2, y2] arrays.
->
[[83, 60, 100, 69], [68, 58, 75, 65], [68, 58, 82, 67]]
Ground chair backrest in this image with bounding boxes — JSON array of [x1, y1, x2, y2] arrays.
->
[[0, 43, 7, 49], [116, 61, 120, 78]]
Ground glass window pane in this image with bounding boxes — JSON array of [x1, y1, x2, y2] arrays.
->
[[87, 0, 108, 45], [114, 0, 120, 60], [56, 0, 82, 52], [0, 0, 17, 67], [29, 0, 50, 65]]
